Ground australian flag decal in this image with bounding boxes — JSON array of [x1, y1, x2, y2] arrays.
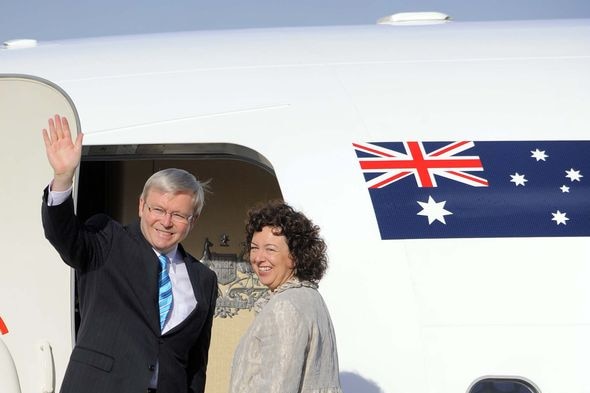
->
[[353, 141, 590, 239]]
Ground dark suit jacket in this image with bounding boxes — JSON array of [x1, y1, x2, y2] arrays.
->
[[41, 188, 218, 393]]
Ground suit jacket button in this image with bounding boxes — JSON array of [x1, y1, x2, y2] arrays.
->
[[149, 364, 155, 371]]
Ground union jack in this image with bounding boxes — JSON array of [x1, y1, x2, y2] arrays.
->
[[353, 141, 489, 188]]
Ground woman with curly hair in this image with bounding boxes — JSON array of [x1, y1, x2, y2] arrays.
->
[[229, 201, 342, 393]]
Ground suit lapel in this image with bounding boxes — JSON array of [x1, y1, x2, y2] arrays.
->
[[126, 220, 161, 335]]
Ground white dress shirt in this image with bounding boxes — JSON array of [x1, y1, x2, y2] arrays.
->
[[158, 248, 197, 333]]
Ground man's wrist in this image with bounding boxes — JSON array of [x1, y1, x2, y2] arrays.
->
[[51, 174, 75, 191]]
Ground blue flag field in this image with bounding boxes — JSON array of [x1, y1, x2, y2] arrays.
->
[[353, 141, 590, 239]]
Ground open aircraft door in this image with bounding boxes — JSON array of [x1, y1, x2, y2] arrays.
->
[[0, 75, 78, 393], [76, 145, 283, 393]]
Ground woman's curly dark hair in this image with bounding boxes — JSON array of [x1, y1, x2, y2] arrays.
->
[[245, 200, 328, 283]]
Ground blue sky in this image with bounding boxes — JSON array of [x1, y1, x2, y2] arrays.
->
[[2, 0, 590, 41]]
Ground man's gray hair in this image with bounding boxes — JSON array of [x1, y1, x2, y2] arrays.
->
[[141, 168, 209, 217]]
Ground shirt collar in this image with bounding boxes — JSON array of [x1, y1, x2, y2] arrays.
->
[[153, 245, 179, 264]]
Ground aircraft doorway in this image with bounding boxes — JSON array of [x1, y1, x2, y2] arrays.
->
[[76, 147, 283, 393]]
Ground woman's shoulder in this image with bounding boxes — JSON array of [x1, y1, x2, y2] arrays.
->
[[275, 284, 318, 302], [273, 279, 319, 300]]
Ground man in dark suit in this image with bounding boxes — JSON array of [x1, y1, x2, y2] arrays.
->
[[41, 114, 218, 393]]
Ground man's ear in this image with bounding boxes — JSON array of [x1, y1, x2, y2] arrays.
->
[[189, 214, 198, 229], [138, 198, 145, 217]]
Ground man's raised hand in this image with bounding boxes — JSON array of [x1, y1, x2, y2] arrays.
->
[[42, 114, 84, 191]]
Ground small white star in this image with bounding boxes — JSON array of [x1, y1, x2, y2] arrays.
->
[[510, 172, 528, 186], [560, 185, 570, 193], [565, 168, 583, 182], [417, 196, 453, 225], [551, 210, 569, 225], [530, 148, 548, 161]]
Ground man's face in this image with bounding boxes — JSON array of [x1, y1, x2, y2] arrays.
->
[[138, 188, 195, 254]]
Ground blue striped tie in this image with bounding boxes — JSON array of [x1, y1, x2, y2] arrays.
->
[[158, 254, 173, 331]]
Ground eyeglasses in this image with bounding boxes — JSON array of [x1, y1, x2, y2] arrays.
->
[[145, 204, 193, 224]]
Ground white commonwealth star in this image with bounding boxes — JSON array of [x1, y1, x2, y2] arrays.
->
[[560, 185, 570, 193], [510, 172, 528, 186], [530, 148, 548, 161], [551, 210, 569, 225], [417, 196, 453, 225], [565, 168, 583, 182]]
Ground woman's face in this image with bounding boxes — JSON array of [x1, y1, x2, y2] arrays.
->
[[249, 226, 295, 291]]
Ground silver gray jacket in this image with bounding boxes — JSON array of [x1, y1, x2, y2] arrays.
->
[[229, 278, 342, 393]]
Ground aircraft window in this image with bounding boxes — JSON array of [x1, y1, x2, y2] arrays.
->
[[468, 378, 538, 393]]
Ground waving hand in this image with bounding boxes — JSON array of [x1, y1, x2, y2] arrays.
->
[[42, 114, 84, 191]]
